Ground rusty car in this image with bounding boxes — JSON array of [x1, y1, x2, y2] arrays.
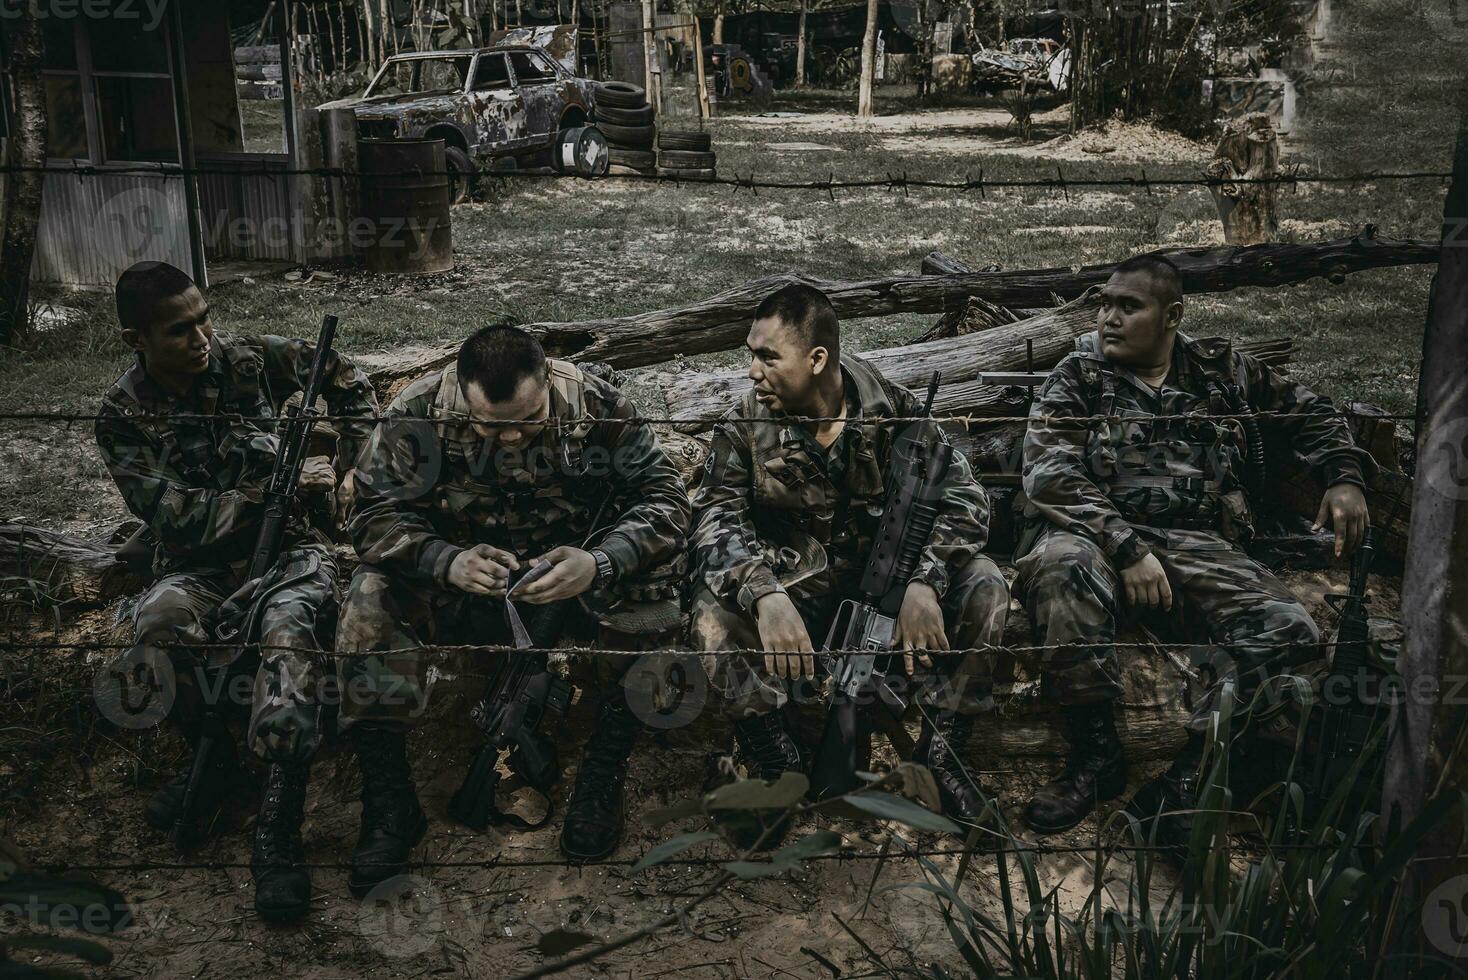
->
[[322, 37, 596, 201]]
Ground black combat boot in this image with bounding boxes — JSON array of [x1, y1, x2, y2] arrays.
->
[[1023, 700, 1127, 834], [252, 763, 312, 922], [348, 725, 427, 898], [143, 733, 239, 834], [559, 695, 645, 862], [915, 713, 999, 835], [724, 712, 804, 852], [1126, 732, 1205, 860]]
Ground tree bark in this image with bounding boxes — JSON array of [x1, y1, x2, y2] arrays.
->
[[857, 0, 878, 116], [795, 0, 808, 88], [369, 230, 1439, 394], [1, 523, 146, 608], [0, 11, 48, 348], [1207, 112, 1280, 246]]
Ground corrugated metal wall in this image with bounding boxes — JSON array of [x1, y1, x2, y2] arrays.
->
[[31, 172, 193, 286], [196, 153, 294, 262]]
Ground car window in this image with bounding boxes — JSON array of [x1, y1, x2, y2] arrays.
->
[[509, 51, 556, 84], [368, 56, 471, 97], [472, 53, 512, 91]]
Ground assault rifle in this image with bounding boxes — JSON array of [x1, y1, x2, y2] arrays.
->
[[448, 560, 576, 831], [1308, 527, 1384, 816], [808, 372, 951, 800], [174, 314, 339, 851]]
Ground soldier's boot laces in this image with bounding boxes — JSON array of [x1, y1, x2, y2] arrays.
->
[[726, 712, 803, 852], [560, 696, 644, 863], [348, 725, 427, 898], [1023, 700, 1127, 835], [1126, 733, 1204, 858], [143, 737, 239, 835], [916, 712, 999, 836], [251, 763, 311, 923]]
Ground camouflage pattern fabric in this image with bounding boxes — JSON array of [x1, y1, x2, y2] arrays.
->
[[95, 332, 377, 764], [339, 359, 691, 727], [130, 545, 338, 762], [688, 353, 1007, 718], [689, 554, 1009, 720], [1016, 332, 1370, 726]]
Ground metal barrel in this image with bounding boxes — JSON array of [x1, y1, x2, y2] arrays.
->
[[356, 138, 455, 275]]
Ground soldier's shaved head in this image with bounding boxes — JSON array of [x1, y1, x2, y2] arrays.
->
[[458, 323, 547, 402], [1111, 253, 1183, 308], [116, 261, 196, 335], [754, 284, 841, 362]]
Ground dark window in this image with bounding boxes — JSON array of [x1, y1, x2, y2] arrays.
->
[[509, 51, 556, 84], [86, 13, 169, 73], [43, 75, 87, 158], [39, 19, 79, 71], [97, 76, 179, 163], [471, 53, 511, 91]]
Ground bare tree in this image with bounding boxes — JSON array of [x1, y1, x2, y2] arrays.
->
[[0, 10, 48, 347], [857, 0, 878, 116]]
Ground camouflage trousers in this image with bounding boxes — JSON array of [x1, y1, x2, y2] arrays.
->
[[334, 564, 658, 730], [688, 556, 1010, 721], [127, 545, 337, 763], [1013, 527, 1320, 732]]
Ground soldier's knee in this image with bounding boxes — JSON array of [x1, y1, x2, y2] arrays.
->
[[336, 568, 400, 651], [1273, 605, 1320, 646]]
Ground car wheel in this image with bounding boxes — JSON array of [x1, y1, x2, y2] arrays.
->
[[443, 145, 474, 203], [658, 130, 712, 152], [597, 121, 656, 149], [594, 103, 655, 126], [657, 149, 717, 169]]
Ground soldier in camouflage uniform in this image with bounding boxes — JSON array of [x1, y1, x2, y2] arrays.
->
[[94, 261, 377, 921], [337, 324, 689, 886], [1014, 254, 1373, 846], [689, 284, 1009, 837]]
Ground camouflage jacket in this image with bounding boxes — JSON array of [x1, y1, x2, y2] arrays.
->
[[1021, 332, 1375, 567], [350, 359, 690, 599], [690, 353, 991, 612], [95, 332, 377, 574]]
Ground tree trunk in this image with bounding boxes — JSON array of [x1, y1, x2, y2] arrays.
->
[[795, 0, 808, 88], [0, 11, 47, 348], [713, 0, 723, 45], [370, 230, 1437, 393], [857, 0, 878, 117], [1207, 112, 1280, 245]]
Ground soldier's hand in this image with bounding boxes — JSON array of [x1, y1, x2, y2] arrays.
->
[[517, 546, 597, 603], [335, 467, 359, 518], [754, 592, 815, 679], [448, 544, 519, 596], [894, 581, 943, 676], [1314, 483, 1370, 559], [1121, 552, 1173, 611], [299, 454, 336, 493]]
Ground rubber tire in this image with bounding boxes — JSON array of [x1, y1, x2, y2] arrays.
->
[[658, 130, 712, 152], [657, 167, 717, 181], [597, 121, 656, 149], [595, 81, 647, 109], [609, 147, 656, 169], [658, 149, 716, 169], [444, 144, 474, 204], [608, 163, 657, 177], [594, 103, 654, 126]]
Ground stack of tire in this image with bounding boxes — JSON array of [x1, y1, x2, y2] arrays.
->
[[657, 130, 716, 182], [593, 81, 658, 177]]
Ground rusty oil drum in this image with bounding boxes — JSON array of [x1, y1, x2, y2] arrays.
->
[[357, 138, 455, 275]]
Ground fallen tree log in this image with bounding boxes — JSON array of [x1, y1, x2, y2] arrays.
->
[[916, 251, 1042, 343], [1, 522, 144, 607], [371, 228, 1436, 395]]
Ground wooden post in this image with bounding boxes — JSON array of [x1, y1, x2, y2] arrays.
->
[[1206, 112, 1280, 245], [167, 0, 208, 288], [278, 0, 306, 267], [692, 15, 711, 121], [641, 0, 660, 111], [796, 0, 808, 88], [1382, 87, 1468, 944], [857, 0, 878, 117]]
